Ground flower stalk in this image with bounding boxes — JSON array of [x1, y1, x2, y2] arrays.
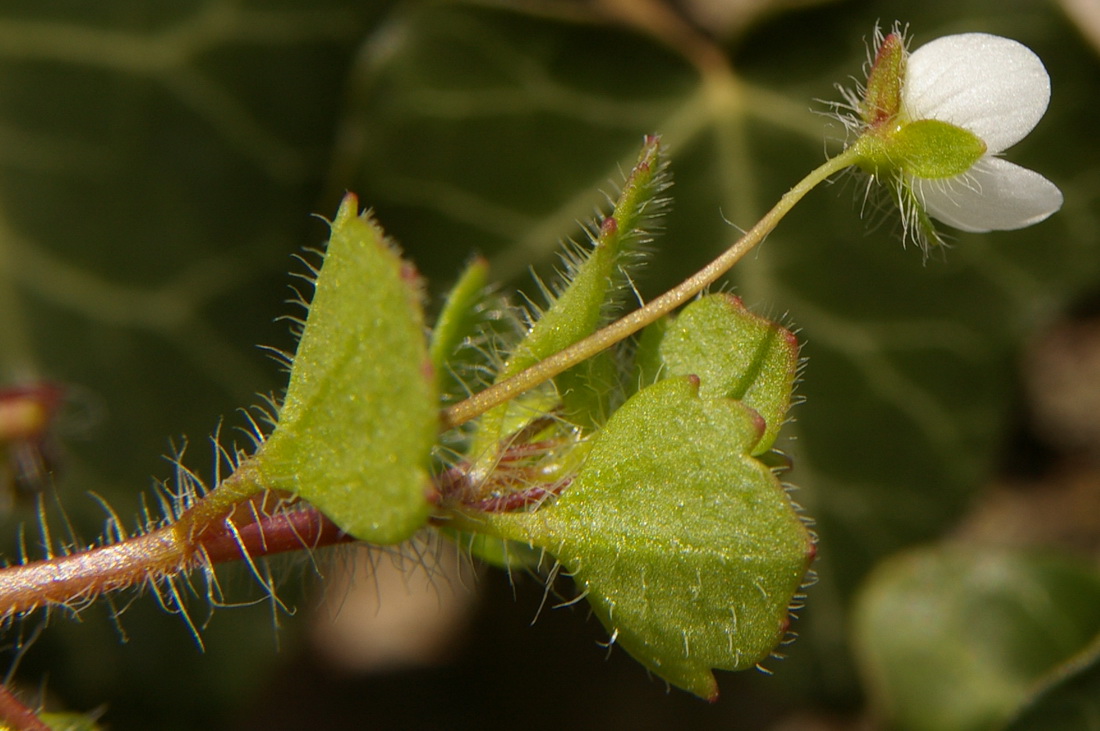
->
[[441, 145, 863, 429]]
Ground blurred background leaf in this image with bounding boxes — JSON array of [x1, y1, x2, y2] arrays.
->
[[0, 0, 1097, 729], [1005, 633, 1100, 731], [852, 545, 1100, 730]]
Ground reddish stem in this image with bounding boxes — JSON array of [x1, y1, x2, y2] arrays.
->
[[197, 508, 354, 564], [0, 683, 50, 731], [0, 499, 354, 620], [470, 478, 572, 513], [0, 528, 183, 617]]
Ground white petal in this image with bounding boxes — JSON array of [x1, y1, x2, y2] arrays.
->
[[904, 33, 1050, 154], [916, 157, 1063, 232]]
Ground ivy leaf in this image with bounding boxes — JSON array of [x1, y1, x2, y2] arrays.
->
[[853, 544, 1100, 731], [475, 376, 815, 699], [258, 194, 437, 544], [643, 293, 799, 454]]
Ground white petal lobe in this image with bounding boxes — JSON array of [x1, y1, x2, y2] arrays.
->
[[917, 157, 1063, 232], [904, 33, 1050, 153]]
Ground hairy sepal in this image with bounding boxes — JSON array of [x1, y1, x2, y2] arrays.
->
[[257, 194, 437, 544]]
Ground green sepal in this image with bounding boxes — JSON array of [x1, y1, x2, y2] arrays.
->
[[892, 119, 987, 179], [258, 194, 437, 544], [852, 118, 986, 182], [468, 376, 815, 699]]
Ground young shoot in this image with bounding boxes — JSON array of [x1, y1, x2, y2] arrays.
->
[[0, 21, 1066, 726]]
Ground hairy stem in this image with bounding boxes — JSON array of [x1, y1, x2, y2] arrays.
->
[[197, 507, 353, 564], [441, 147, 860, 429], [0, 529, 183, 617], [0, 457, 356, 619]]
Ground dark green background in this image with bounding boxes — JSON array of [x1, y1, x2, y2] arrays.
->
[[0, 1, 1097, 728]]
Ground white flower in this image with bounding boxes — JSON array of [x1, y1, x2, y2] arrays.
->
[[902, 33, 1063, 233], [846, 29, 1063, 246]]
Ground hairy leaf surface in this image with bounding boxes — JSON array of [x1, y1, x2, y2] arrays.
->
[[478, 376, 814, 698], [259, 195, 436, 543]]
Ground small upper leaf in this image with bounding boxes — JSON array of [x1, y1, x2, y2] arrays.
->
[[476, 376, 814, 698], [257, 194, 437, 544], [646, 294, 799, 454]]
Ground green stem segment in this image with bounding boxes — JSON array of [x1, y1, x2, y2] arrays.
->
[[441, 147, 861, 429]]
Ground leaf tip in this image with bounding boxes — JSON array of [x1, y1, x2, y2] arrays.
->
[[747, 406, 767, 442], [682, 670, 719, 702], [723, 293, 746, 310], [334, 192, 361, 224]]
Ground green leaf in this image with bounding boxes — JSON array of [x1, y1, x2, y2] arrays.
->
[[853, 545, 1100, 731], [258, 194, 436, 543], [429, 255, 492, 403], [629, 310, 669, 397], [501, 136, 664, 380], [651, 293, 799, 454], [476, 376, 815, 699]]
